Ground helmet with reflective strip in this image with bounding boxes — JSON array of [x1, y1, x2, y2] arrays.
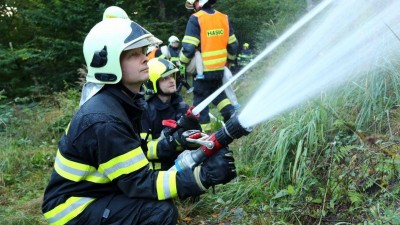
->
[[102, 6, 163, 47], [168, 35, 180, 45], [185, 0, 196, 9], [147, 58, 179, 94], [83, 18, 157, 84], [103, 6, 129, 20]]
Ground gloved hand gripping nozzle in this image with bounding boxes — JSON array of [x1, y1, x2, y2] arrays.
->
[[170, 114, 253, 172]]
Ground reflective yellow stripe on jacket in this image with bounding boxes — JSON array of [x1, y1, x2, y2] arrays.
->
[[156, 171, 178, 200], [55, 150, 110, 183], [44, 197, 95, 225], [146, 140, 159, 160], [98, 147, 149, 181]]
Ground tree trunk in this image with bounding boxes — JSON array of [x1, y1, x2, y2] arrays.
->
[[158, 0, 166, 19], [306, 0, 315, 11]]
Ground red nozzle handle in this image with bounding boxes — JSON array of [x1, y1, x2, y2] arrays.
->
[[162, 119, 178, 129], [186, 106, 200, 119]]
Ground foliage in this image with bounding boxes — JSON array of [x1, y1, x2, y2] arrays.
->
[[3, 0, 400, 224], [0, 0, 307, 98], [0, 87, 79, 224]]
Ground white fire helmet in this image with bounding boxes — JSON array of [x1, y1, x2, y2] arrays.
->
[[102, 6, 162, 47], [168, 35, 180, 45], [80, 9, 163, 106], [199, 0, 209, 7], [185, 0, 214, 9], [102, 6, 129, 20], [83, 18, 157, 85], [185, 0, 196, 9]]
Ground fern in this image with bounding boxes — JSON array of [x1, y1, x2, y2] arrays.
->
[[333, 145, 357, 163]]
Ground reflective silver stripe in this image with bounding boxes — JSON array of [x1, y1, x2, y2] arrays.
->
[[45, 197, 95, 224], [156, 171, 177, 200], [101, 151, 148, 179], [55, 155, 91, 178], [162, 171, 172, 199], [55, 150, 110, 183]]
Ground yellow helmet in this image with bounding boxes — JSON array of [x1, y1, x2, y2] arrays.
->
[[243, 43, 250, 48], [147, 58, 179, 94]]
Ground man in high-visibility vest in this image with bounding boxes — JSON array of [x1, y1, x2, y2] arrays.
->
[[180, 0, 239, 132]]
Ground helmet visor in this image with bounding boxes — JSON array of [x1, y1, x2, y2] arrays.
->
[[123, 21, 162, 51], [124, 38, 152, 51]]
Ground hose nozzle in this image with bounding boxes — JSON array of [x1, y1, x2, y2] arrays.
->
[[200, 114, 253, 156], [171, 114, 253, 171]]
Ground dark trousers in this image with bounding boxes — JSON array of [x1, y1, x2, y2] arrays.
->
[[67, 194, 178, 225], [193, 78, 234, 124]]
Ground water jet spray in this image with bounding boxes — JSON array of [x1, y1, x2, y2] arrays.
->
[[170, 0, 400, 171], [168, 0, 334, 171]]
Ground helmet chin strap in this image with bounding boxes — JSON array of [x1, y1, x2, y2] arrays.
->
[[156, 81, 172, 97], [117, 82, 145, 100]]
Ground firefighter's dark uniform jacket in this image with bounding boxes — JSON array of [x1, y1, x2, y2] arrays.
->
[[160, 45, 180, 67], [42, 85, 203, 225], [179, 7, 238, 130], [238, 48, 253, 67], [141, 93, 188, 171]]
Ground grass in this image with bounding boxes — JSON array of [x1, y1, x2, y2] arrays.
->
[[1, 57, 400, 224]]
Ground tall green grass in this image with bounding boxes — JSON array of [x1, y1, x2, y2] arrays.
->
[[194, 57, 400, 224], [0, 88, 80, 224]]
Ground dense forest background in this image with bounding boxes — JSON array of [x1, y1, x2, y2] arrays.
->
[[0, 0, 311, 98], [2, 0, 400, 224]]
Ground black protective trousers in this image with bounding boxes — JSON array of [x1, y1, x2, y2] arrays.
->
[[67, 194, 178, 225], [193, 78, 235, 124]]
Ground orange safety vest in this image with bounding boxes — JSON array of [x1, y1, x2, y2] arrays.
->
[[147, 48, 158, 60], [194, 10, 229, 71]]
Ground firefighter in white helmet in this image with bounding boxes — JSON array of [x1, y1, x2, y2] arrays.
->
[[180, 0, 239, 132], [78, 5, 162, 107], [42, 16, 236, 225]]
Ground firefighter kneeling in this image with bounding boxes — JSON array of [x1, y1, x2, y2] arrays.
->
[[41, 17, 236, 225]]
